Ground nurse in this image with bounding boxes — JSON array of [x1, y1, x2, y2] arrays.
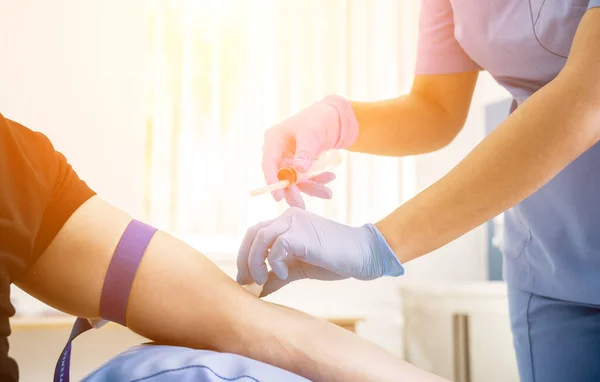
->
[[237, 1, 600, 381]]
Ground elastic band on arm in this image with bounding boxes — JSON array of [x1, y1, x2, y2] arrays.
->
[[54, 219, 157, 382], [100, 219, 158, 325]]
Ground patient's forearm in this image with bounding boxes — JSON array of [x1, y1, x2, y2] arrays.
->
[[17, 197, 446, 381], [127, 236, 444, 381], [232, 302, 448, 382]]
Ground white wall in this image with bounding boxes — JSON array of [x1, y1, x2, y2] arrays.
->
[[0, 0, 147, 217], [0, 0, 510, 283], [1, 2, 149, 376]]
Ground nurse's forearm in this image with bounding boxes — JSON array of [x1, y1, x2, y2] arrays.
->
[[375, 50, 600, 263], [348, 72, 478, 155], [18, 197, 446, 382]]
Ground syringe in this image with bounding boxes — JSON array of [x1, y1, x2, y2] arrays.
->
[[250, 150, 343, 197], [250, 180, 292, 197]]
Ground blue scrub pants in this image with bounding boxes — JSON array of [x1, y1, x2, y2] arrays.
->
[[508, 287, 600, 382]]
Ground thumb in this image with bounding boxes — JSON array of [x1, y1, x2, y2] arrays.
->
[[260, 262, 346, 297], [261, 257, 313, 297], [293, 138, 320, 173], [260, 270, 297, 297]]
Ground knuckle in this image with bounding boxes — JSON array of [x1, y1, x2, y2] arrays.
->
[[250, 221, 266, 235], [268, 245, 284, 261], [286, 208, 308, 223], [262, 237, 271, 249], [255, 226, 265, 236], [255, 228, 268, 245], [263, 126, 276, 139], [264, 125, 285, 140], [290, 243, 308, 259], [274, 235, 290, 249], [281, 154, 294, 167], [294, 150, 311, 162], [248, 251, 262, 266], [286, 206, 302, 215]]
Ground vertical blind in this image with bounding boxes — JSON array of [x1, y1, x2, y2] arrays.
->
[[145, 0, 419, 249]]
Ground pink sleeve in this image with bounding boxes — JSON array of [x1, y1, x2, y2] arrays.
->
[[415, 0, 481, 74]]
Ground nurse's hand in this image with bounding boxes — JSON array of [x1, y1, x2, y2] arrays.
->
[[236, 208, 404, 297], [262, 95, 359, 209]]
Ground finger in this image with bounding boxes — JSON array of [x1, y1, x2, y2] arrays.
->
[[260, 270, 299, 297], [260, 257, 305, 297], [248, 217, 291, 285], [280, 154, 294, 168], [236, 219, 275, 285], [260, 262, 345, 297], [296, 182, 332, 199], [284, 185, 306, 209], [293, 138, 319, 173], [267, 235, 292, 280], [262, 136, 286, 202], [307, 171, 336, 185]]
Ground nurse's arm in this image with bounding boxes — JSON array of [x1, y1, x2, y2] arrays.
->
[[376, 8, 600, 263], [15, 196, 447, 382], [348, 71, 478, 155]]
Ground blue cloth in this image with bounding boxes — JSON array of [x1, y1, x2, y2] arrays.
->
[[82, 345, 310, 382], [417, 0, 600, 305], [508, 287, 600, 382]]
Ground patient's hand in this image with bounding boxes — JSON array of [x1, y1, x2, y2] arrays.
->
[[16, 196, 447, 382]]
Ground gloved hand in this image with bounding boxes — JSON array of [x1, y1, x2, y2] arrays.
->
[[262, 95, 359, 209], [236, 208, 404, 297]]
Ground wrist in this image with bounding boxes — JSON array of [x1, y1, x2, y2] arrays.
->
[[374, 216, 418, 263], [362, 223, 404, 278], [322, 95, 359, 149]]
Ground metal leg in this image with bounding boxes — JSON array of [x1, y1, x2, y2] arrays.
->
[[452, 313, 471, 382]]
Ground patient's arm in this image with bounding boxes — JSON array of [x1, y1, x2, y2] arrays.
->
[[16, 196, 446, 382]]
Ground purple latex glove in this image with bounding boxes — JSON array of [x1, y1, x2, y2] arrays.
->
[[262, 95, 359, 208], [236, 208, 404, 297]]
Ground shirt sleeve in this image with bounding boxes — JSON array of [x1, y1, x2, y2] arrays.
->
[[589, 0, 600, 9], [415, 0, 482, 74], [0, 114, 96, 274]]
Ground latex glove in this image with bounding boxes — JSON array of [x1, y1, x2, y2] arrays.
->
[[262, 95, 359, 209], [236, 208, 404, 297]]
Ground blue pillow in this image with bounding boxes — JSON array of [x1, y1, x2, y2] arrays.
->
[[83, 345, 310, 382]]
